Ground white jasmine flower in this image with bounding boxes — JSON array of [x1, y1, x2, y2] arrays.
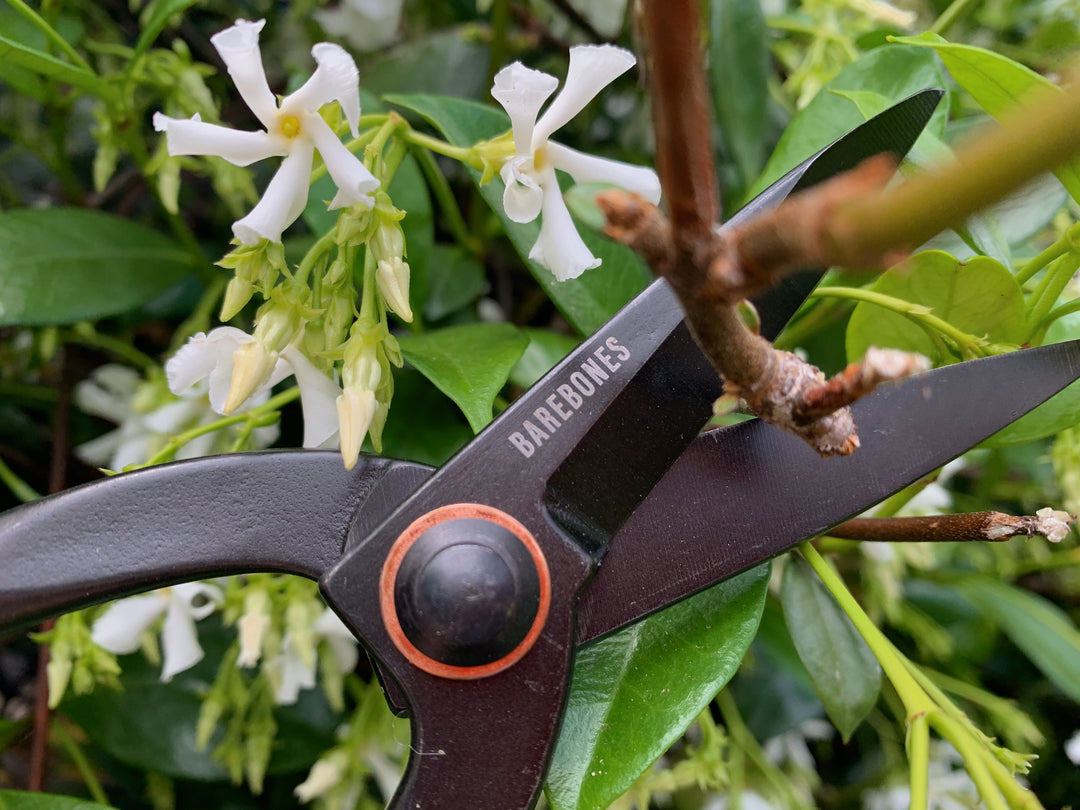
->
[[273, 609, 359, 705], [491, 45, 661, 281], [75, 364, 279, 470], [315, 0, 404, 53], [153, 19, 379, 245], [166, 326, 341, 448], [92, 583, 223, 681]]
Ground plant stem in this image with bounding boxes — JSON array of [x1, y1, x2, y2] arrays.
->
[[63, 326, 157, 370], [810, 287, 989, 357], [410, 144, 484, 257], [139, 388, 297, 467], [1025, 253, 1080, 343], [52, 719, 110, 806], [929, 0, 981, 35], [401, 128, 479, 166], [908, 711, 930, 810], [0, 457, 41, 502]]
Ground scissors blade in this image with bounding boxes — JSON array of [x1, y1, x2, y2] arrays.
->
[[543, 88, 942, 556], [575, 339, 1080, 643], [0, 452, 430, 635]]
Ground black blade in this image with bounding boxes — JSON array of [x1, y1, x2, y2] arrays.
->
[[575, 340, 1080, 643], [0, 452, 430, 635], [543, 89, 942, 556]]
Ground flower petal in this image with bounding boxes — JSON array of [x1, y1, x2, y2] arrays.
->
[[160, 597, 205, 681], [153, 113, 287, 166], [546, 141, 661, 203], [491, 62, 559, 155], [304, 114, 379, 209], [75, 364, 140, 421], [92, 594, 167, 654], [530, 167, 601, 281], [500, 158, 543, 223], [532, 44, 636, 147], [166, 327, 251, 409], [274, 641, 317, 705], [282, 345, 343, 448], [285, 43, 362, 137], [173, 582, 224, 621], [210, 19, 279, 130], [232, 138, 316, 245]]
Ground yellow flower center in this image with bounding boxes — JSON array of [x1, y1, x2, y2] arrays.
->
[[533, 145, 548, 171], [279, 114, 302, 139]]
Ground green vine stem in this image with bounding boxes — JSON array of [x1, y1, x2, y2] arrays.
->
[[410, 144, 484, 257], [1015, 221, 1080, 286], [798, 543, 1044, 810], [63, 324, 157, 371], [136, 387, 298, 469], [0, 456, 41, 502], [929, 0, 981, 35], [809, 286, 990, 357], [52, 718, 110, 806], [1025, 253, 1080, 343]]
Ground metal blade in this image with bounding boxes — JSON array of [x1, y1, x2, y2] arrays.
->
[[0, 452, 430, 635], [575, 340, 1080, 643], [544, 89, 943, 556]]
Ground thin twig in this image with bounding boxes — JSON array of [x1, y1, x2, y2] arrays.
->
[[829, 509, 1076, 543]]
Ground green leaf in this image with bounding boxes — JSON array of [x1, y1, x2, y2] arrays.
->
[[709, 0, 769, 197], [845, 250, 1027, 365], [749, 45, 946, 198], [545, 565, 768, 810], [361, 28, 491, 101], [386, 93, 652, 335], [891, 32, 1080, 205], [133, 0, 200, 59], [0, 209, 195, 326], [397, 322, 528, 432], [509, 328, 579, 390], [0, 34, 105, 97], [781, 556, 881, 741], [987, 310, 1080, 445], [0, 791, 118, 810], [423, 245, 487, 321], [957, 578, 1080, 704], [378, 368, 473, 465]]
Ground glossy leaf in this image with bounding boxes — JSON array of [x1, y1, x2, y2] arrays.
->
[[0, 792, 117, 810], [397, 322, 528, 432], [385, 93, 652, 335], [958, 578, 1080, 704], [987, 311, 1080, 445], [781, 555, 881, 741], [545, 565, 768, 810], [892, 33, 1080, 205], [749, 45, 946, 198], [845, 250, 1027, 365], [0, 209, 195, 327], [709, 0, 769, 197], [133, 0, 200, 59], [378, 368, 473, 465], [423, 245, 487, 321]]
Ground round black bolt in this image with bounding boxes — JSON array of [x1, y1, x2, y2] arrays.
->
[[392, 516, 542, 669]]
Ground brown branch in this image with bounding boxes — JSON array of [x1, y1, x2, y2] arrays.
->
[[829, 509, 1076, 544]]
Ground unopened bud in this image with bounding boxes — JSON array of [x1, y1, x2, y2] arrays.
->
[[224, 341, 278, 413], [237, 589, 271, 668], [376, 258, 413, 322], [336, 388, 377, 470], [221, 277, 255, 321]]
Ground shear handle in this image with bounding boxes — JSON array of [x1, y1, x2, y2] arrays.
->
[[0, 452, 430, 636]]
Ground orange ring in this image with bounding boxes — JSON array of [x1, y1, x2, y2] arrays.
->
[[379, 503, 551, 680]]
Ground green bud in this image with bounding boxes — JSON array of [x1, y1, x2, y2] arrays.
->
[[221, 277, 255, 322]]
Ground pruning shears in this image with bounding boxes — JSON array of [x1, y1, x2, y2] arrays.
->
[[3, 88, 1078, 810]]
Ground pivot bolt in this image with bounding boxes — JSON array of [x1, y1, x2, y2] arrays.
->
[[381, 504, 550, 679]]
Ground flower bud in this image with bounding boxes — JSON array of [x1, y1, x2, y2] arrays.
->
[[237, 588, 271, 668], [376, 258, 413, 322], [336, 387, 376, 470], [224, 341, 278, 413], [221, 277, 255, 321]]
